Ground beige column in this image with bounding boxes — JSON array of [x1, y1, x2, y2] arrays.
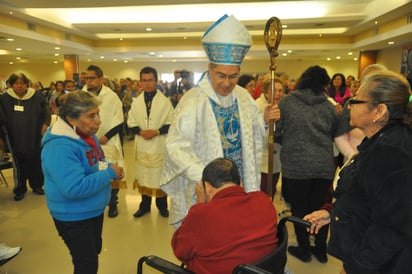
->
[[358, 51, 377, 79], [64, 54, 80, 80]]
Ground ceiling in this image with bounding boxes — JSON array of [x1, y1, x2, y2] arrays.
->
[[0, 0, 412, 64]]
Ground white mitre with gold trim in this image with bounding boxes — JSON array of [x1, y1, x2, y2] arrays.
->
[[202, 14, 252, 65]]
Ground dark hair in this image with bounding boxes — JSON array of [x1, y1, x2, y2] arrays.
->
[[58, 90, 100, 120], [296, 66, 330, 95], [328, 73, 347, 98], [140, 66, 158, 82], [86, 65, 104, 78], [202, 158, 240, 188], [64, 79, 75, 88], [362, 70, 412, 128], [8, 73, 30, 86], [237, 74, 255, 88]]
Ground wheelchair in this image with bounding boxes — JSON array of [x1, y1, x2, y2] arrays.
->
[[137, 216, 311, 274]]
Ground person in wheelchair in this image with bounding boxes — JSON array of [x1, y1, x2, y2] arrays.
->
[[171, 158, 278, 273]]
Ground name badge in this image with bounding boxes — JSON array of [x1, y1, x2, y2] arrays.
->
[[98, 161, 109, 170], [14, 105, 24, 112]]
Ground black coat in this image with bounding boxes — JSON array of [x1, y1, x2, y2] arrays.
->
[[328, 123, 412, 274]]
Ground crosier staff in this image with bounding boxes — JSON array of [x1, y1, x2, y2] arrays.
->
[[263, 17, 282, 198]]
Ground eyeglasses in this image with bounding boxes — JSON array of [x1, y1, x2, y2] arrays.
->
[[84, 76, 98, 81], [348, 99, 368, 106], [215, 72, 240, 81], [141, 79, 156, 83]]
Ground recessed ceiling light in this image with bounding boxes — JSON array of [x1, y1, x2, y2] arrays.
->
[[9, 11, 13, 15], [119, 38, 123, 41], [353, 57, 358, 61], [149, 52, 155, 56], [282, 53, 287, 56], [100, 56, 105, 59], [113, 59, 118, 61], [7, 38, 14, 42], [348, 52, 353, 55], [53, 61, 58, 64], [16, 57, 21, 60], [326, 57, 331, 61], [319, 34, 322, 37], [146, 28, 152, 32], [87, 59, 91, 62], [388, 41, 395, 45], [54, 53, 60, 56], [55, 47, 60, 50], [16, 48, 22, 51], [336, 56, 341, 59], [374, 21, 378, 24], [282, 24, 288, 29], [9, 61, 13, 64], [124, 60, 128, 63]]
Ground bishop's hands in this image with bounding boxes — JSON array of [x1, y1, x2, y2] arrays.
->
[[264, 104, 280, 124]]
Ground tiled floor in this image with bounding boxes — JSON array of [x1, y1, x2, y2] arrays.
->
[[0, 138, 342, 274]]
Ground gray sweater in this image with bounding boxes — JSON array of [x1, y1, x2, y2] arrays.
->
[[277, 88, 337, 180]]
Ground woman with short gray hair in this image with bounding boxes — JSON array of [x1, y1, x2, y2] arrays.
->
[[41, 90, 124, 274]]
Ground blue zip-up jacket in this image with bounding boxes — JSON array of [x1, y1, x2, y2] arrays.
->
[[41, 118, 117, 221]]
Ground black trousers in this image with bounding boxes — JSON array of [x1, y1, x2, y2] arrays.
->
[[139, 195, 167, 211], [282, 177, 331, 252], [13, 152, 44, 195], [53, 214, 104, 274]]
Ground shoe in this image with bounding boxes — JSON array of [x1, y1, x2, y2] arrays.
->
[[0, 243, 22, 266], [14, 193, 25, 201], [159, 208, 169, 218], [288, 246, 312, 263], [310, 246, 328, 263], [133, 208, 150, 218], [33, 188, 45, 195], [108, 205, 118, 218]]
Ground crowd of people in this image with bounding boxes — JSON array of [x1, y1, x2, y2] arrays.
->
[[1, 13, 411, 274]]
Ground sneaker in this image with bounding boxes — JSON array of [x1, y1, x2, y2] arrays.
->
[[310, 246, 328, 263], [287, 246, 311, 263], [0, 243, 22, 265]]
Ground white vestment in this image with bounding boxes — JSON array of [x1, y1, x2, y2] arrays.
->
[[160, 76, 266, 225], [127, 91, 174, 190], [84, 85, 125, 169]]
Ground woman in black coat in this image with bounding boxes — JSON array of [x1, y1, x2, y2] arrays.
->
[[304, 70, 412, 274]]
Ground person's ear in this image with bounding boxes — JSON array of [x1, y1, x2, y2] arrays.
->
[[375, 103, 389, 123], [204, 181, 213, 195]]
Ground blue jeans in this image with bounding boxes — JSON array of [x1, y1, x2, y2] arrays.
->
[[53, 214, 104, 274]]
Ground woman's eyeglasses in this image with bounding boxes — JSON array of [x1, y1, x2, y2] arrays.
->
[[348, 99, 368, 106]]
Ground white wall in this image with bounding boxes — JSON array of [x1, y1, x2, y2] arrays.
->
[[0, 47, 404, 86]]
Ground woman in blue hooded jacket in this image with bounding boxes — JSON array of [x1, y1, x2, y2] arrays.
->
[[41, 91, 123, 274]]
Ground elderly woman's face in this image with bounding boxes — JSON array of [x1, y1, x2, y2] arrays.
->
[[72, 107, 101, 135], [348, 85, 376, 132], [12, 78, 27, 97]]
